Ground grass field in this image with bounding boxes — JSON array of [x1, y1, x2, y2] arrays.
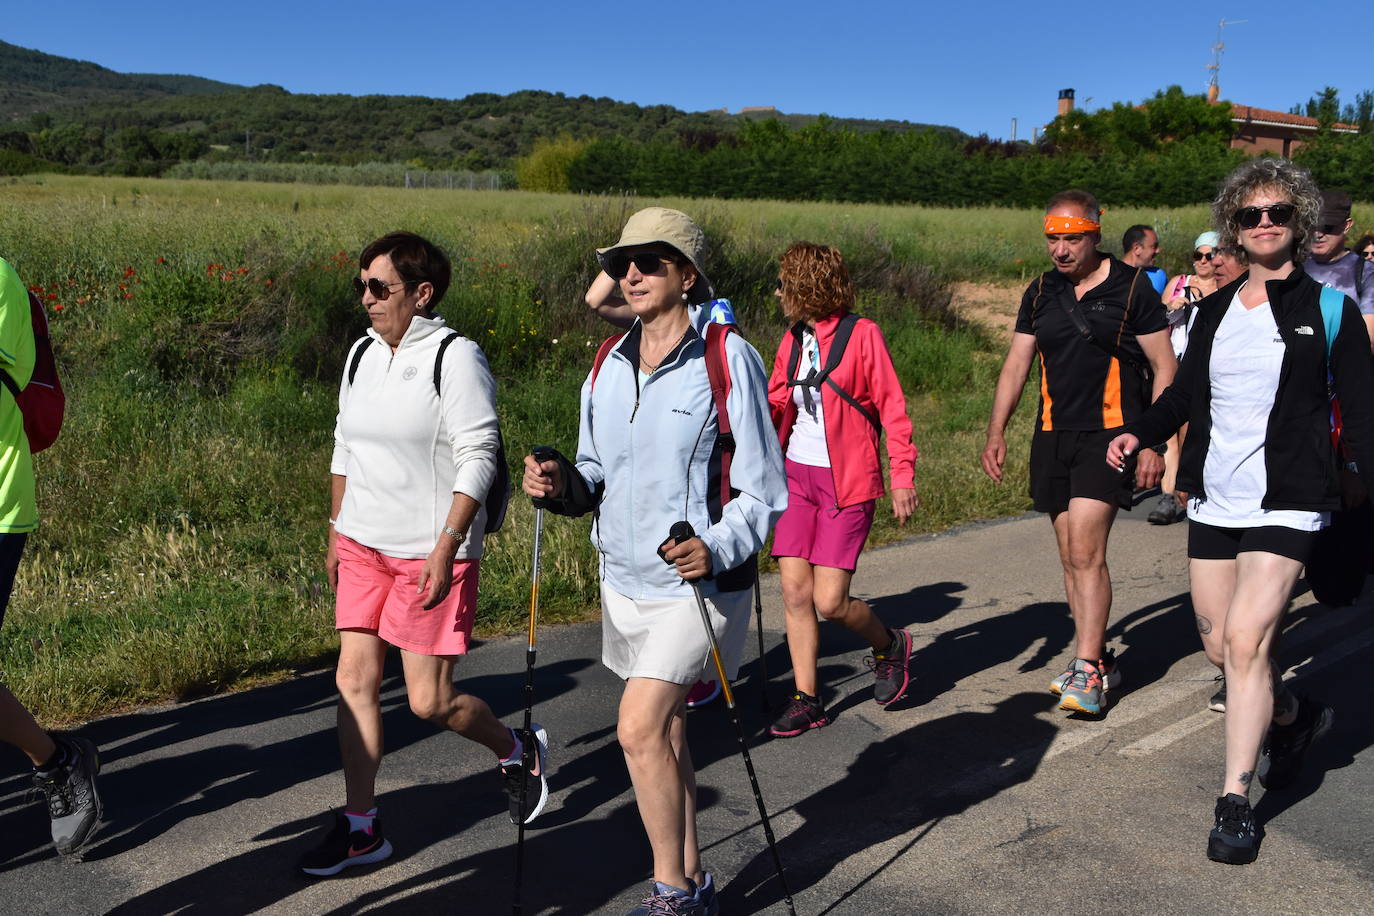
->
[[0, 175, 1210, 724]]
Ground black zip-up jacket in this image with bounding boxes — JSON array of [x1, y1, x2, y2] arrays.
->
[[1127, 267, 1374, 511]]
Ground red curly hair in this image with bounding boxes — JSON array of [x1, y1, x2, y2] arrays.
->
[[778, 242, 854, 323]]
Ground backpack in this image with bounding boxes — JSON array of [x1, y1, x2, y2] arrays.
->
[[0, 291, 66, 453], [1307, 285, 1371, 607], [346, 332, 510, 534], [784, 312, 879, 430], [590, 311, 755, 591]]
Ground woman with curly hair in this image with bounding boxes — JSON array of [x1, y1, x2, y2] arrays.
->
[[764, 242, 919, 738], [1107, 158, 1374, 864]]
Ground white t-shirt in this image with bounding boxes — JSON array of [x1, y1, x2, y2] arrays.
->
[[1188, 288, 1327, 531], [785, 328, 830, 467]]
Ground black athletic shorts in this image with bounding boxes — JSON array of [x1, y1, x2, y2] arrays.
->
[[1187, 521, 1317, 563], [1029, 428, 1136, 514], [0, 533, 28, 629]]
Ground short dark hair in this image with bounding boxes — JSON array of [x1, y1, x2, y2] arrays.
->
[[359, 231, 451, 308], [1045, 189, 1100, 223], [1356, 233, 1374, 253], [1122, 224, 1155, 253]]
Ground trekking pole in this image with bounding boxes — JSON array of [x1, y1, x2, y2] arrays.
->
[[753, 569, 770, 713], [666, 521, 797, 916], [513, 446, 555, 916]]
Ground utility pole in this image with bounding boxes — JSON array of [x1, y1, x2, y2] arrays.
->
[[1207, 18, 1247, 102], [1011, 117, 1018, 142], [245, 129, 251, 157]]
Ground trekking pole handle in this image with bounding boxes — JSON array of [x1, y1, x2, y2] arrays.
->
[[659, 521, 701, 579]]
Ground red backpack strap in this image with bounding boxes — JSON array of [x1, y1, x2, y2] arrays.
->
[[590, 334, 623, 390], [705, 322, 737, 510]]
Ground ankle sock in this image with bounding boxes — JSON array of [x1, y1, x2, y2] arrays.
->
[[344, 807, 377, 835], [499, 728, 523, 768]]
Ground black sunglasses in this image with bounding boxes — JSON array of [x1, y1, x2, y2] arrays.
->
[[1193, 249, 1215, 261], [605, 252, 674, 280], [1234, 204, 1296, 229], [1363, 249, 1374, 259], [352, 276, 410, 300], [1314, 224, 1346, 236]]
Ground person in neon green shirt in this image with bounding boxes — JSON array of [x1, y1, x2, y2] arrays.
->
[[0, 256, 104, 857]]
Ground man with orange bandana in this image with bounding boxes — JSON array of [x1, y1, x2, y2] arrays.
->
[[981, 190, 1176, 716]]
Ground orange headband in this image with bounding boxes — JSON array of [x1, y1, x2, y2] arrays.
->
[[1044, 215, 1101, 235]]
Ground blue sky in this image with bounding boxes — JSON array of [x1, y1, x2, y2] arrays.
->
[[6, 1, 1368, 139]]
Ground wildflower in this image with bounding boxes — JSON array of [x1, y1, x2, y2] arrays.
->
[[124, 267, 136, 278], [123, 293, 134, 300], [237, 267, 249, 274], [118, 284, 126, 291], [551, 338, 559, 344], [53, 304, 64, 311], [27, 285, 42, 293], [265, 279, 273, 286], [45, 292, 56, 300], [156, 256, 166, 264]]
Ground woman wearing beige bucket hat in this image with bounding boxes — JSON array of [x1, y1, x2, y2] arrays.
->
[[523, 207, 787, 914]]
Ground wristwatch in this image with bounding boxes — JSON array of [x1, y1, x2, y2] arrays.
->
[[442, 524, 467, 546], [1149, 443, 1167, 456]]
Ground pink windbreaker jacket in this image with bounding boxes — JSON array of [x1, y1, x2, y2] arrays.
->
[[766, 312, 918, 509]]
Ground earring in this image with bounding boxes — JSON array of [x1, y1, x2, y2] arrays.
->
[[681, 292, 688, 301]]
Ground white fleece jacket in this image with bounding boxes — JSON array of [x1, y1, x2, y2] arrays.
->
[[331, 315, 500, 559]]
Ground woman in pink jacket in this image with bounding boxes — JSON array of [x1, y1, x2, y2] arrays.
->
[[766, 242, 920, 738]]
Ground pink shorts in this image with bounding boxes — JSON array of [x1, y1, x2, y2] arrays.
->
[[771, 459, 876, 571], [334, 534, 480, 656]]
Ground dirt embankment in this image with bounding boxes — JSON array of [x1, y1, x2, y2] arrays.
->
[[949, 280, 1026, 336]]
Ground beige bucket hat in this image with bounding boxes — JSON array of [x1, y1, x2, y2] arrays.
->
[[597, 207, 714, 305]]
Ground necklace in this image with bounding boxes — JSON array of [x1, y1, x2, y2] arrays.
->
[[639, 327, 690, 374]]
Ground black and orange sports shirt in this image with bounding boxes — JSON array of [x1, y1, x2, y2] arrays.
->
[[1014, 255, 1168, 432]]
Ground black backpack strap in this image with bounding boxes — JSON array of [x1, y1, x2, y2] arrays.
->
[[1058, 271, 1151, 379], [346, 337, 374, 386], [786, 314, 879, 430], [1356, 255, 1366, 300], [0, 369, 19, 402], [433, 331, 460, 395]]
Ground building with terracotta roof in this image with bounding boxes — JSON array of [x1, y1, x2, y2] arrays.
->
[[1227, 103, 1359, 156]]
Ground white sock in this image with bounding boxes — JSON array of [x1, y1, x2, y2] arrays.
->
[[499, 728, 523, 767], [344, 807, 377, 834]]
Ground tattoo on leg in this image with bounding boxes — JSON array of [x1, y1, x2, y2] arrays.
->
[[1195, 615, 1213, 635], [1238, 770, 1253, 787]]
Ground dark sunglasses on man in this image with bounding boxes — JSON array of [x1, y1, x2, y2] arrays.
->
[[1233, 204, 1295, 229], [1314, 224, 1347, 236], [352, 276, 410, 300], [604, 252, 674, 280]]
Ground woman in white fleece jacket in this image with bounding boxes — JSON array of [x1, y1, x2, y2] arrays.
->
[[298, 232, 548, 879]]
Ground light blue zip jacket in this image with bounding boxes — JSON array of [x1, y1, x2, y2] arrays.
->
[[573, 321, 787, 600]]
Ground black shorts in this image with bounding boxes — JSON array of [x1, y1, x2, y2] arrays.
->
[[1029, 428, 1136, 514], [1187, 521, 1317, 563], [0, 533, 28, 629]]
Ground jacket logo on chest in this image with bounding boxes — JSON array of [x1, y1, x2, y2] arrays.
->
[[671, 408, 693, 417], [1294, 326, 1313, 336], [402, 366, 419, 380]]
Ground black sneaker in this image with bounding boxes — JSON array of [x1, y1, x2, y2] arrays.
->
[[769, 692, 830, 738], [865, 628, 914, 706], [32, 734, 103, 857], [299, 812, 393, 876], [1207, 793, 1260, 864], [502, 723, 550, 826], [1257, 697, 1333, 790]]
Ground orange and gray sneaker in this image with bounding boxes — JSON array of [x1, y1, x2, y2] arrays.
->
[[1050, 649, 1121, 696], [1058, 657, 1111, 715]]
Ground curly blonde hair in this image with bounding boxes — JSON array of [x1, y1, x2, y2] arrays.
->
[[778, 242, 855, 323], [1211, 158, 1321, 264]]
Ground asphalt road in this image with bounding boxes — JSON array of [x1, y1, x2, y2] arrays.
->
[[2, 506, 1371, 915]]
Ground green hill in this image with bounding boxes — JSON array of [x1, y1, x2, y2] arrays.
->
[[1, 41, 965, 171], [0, 40, 244, 121]]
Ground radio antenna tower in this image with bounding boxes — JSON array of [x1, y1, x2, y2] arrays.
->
[[1206, 18, 1246, 102]]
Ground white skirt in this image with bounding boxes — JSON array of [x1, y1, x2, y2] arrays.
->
[[600, 583, 753, 685]]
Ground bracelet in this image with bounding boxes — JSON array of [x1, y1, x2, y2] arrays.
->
[[442, 524, 467, 545], [329, 518, 337, 526]]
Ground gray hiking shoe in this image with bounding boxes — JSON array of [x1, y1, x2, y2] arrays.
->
[[32, 734, 103, 856], [1147, 493, 1186, 525]]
